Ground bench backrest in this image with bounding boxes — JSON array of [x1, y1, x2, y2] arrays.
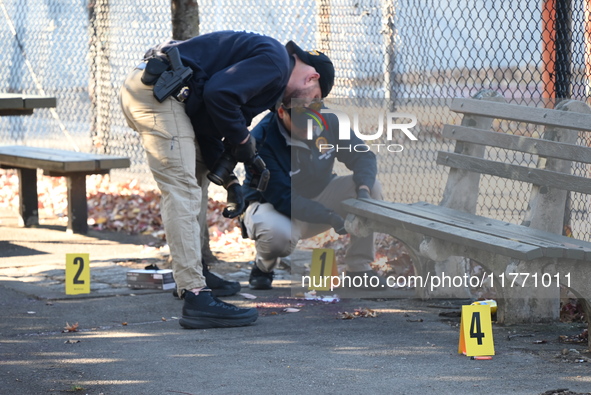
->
[[438, 90, 591, 236]]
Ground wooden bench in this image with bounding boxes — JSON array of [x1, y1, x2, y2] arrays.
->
[[342, 90, 591, 346], [0, 146, 130, 234], [0, 93, 57, 116]]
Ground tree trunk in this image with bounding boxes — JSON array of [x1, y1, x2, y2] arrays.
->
[[171, 0, 199, 40]]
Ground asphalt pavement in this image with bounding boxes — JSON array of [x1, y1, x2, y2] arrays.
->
[[1, 208, 590, 395]]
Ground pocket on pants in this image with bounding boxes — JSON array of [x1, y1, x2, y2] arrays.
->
[[244, 202, 261, 239], [141, 132, 196, 176]]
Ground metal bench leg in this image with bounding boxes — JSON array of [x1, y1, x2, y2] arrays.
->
[[66, 174, 88, 234], [17, 167, 39, 227]]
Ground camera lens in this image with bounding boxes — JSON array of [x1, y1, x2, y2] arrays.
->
[[207, 171, 226, 185]]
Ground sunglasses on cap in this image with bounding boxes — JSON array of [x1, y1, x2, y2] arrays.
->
[[281, 99, 324, 114]]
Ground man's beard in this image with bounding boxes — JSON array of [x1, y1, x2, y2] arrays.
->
[[282, 86, 317, 107]]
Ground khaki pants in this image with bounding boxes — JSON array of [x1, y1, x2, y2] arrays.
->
[[119, 68, 208, 291], [243, 175, 383, 272]]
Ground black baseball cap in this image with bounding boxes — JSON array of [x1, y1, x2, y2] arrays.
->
[[285, 41, 335, 98]]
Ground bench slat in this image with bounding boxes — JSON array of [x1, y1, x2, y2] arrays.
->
[[0, 95, 24, 109], [442, 125, 591, 164], [436, 151, 591, 195], [0, 146, 130, 173], [343, 199, 544, 261], [365, 200, 564, 258], [380, 201, 591, 261], [451, 99, 591, 132], [21, 95, 57, 109], [0, 94, 56, 109]]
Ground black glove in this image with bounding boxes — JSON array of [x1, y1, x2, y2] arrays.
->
[[222, 182, 246, 219], [247, 155, 270, 192], [357, 188, 371, 200], [327, 211, 348, 235], [231, 134, 257, 163]]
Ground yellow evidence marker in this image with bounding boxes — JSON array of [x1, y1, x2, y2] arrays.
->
[[458, 304, 495, 357], [65, 253, 90, 295], [308, 248, 339, 291]]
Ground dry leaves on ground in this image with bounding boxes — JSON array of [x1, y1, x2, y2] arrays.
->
[[338, 307, 379, 320], [0, 170, 253, 251], [0, 169, 412, 259], [559, 329, 588, 344], [63, 322, 79, 332]]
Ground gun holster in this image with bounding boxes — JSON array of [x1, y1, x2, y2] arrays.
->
[[155, 47, 193, 103], [140, 56, 169, 85]]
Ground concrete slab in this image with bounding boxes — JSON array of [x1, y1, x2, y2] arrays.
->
[[1, 208, 590, 395]]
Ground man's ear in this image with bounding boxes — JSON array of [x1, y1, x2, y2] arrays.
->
[[307, 71, 320, 84], [277, 106, 292, 131]]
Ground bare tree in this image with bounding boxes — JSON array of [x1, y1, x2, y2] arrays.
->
[[171, 0, 199, 40]]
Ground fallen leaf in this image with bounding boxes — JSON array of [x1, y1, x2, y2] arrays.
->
[[63, 322, 79, 332], [122, 322, 128, 326], [354, 307, 379, 318], [161, 317, 167, 321]]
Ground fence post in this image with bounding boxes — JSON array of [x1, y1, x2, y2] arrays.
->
[[585, 0, 591, 97], [541, 0, 572, 100], [88, 0, 112, 154], [383, 0, 397, 112], [555, 0, 572, 99]]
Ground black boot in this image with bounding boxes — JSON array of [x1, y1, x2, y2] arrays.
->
[[204, 265, 241, 296], [249, 265, 274, 290], [179, 290, 258, 329], [173, 263, 241, 298]]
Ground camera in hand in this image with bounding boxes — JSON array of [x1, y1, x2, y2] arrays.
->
[[207, 150, 237, 187], [207, 148, 270, 192]]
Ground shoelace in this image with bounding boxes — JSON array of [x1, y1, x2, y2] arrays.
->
[[208, 295, 240, 311]]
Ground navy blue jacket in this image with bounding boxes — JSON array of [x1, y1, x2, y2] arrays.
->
[[158, 31, 291, 169], [243, 111, 377, 224]]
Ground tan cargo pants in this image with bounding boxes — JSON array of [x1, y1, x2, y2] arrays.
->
[[120, 67, 208, 291]]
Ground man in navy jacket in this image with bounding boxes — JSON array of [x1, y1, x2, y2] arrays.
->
[[120, 31, 334, 329], [242, 100, 385, 290]]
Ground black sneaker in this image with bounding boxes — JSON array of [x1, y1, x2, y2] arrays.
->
[[172, 265, 241, 299], [204, 265, 241, 297], [249, 265, 274, 290], [179, 290, 258, 329]]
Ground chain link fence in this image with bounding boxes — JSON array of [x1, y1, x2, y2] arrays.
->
[[1, 0, 590, 240]]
